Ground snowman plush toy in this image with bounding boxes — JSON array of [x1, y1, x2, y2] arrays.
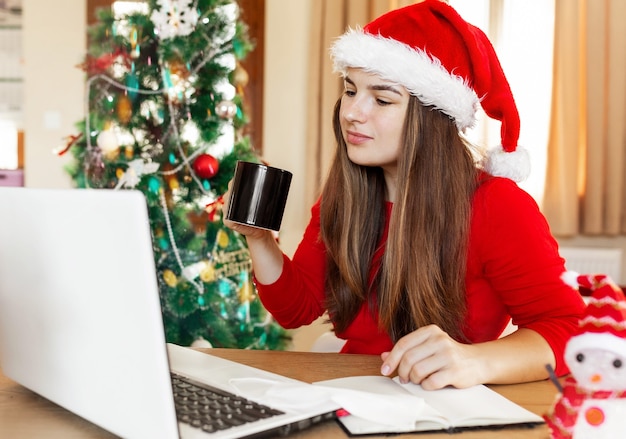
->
[[544, 273, 626, 438]]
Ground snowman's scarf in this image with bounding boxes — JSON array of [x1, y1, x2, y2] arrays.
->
[[544, 376, 626, 438]]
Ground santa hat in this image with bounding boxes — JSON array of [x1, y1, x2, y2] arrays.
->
[[330, 0, 530, 182], [564, 274, 626, 360]]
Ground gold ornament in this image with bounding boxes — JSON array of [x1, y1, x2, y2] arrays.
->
[[234, 63, 249, 87], [163, 269, 177, 287], [216, 229, 230, 248], [168, 177, 179, 190], [200, 261, 216, 283], [238, 279, 255, 304], [129, 26, 141, 59], [116, 94, 133, 124], [169, 59, 189, 79]]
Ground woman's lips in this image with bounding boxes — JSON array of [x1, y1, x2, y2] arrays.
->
[[346, 130, 372, 145]]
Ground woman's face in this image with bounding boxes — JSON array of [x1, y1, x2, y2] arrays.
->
[[339, 68, 410, 172]]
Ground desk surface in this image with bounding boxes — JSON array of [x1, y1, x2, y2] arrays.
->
[[0, 348, 556, 438]]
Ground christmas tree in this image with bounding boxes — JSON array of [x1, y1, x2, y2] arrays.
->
[[58, 0, 290, 350]]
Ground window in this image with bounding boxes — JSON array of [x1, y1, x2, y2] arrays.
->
[[0, 0, 22, 170], [450, 0, 555, 203]]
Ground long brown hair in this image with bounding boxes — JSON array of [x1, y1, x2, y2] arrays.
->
[[320, 96, 479, 342]]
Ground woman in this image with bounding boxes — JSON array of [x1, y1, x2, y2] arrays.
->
[[223, 0, 585, 390]]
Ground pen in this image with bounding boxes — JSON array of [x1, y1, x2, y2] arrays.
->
[[545, 364, 563, 393]]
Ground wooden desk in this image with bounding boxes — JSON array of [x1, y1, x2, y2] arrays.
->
[[0, 348, 557, 438]]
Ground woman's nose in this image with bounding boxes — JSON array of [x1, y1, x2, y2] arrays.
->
[[343, 100, 366, 123]]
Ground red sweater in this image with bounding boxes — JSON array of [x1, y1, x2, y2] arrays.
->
[[256, 177, 585, 376]]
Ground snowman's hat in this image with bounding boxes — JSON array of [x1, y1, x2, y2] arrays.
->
[[564, 274, 626, 360]]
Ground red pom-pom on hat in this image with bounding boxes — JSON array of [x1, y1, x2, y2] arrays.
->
[[330, 0, 529, 181]]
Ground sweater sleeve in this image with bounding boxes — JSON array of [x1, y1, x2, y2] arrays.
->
[[470, 177, 585, 376], [254, 200, 328, 328]]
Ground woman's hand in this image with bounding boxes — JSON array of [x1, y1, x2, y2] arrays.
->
[[380, 325, 483, 390], [221, 180, 272, 240], [220, 179, 285, 285], [380, 325, 554, 390]]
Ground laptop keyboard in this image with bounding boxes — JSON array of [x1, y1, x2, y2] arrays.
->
[[171, 373, 285, 434]]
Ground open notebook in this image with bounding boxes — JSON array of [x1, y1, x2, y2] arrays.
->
[[0, 187, 338, 439], [312, 375, 544, 434]]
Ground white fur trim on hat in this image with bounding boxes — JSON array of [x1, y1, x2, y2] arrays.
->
[[484, 146, 531, 182], [330, 28, 479, 131], [565, 331, 626, 361]]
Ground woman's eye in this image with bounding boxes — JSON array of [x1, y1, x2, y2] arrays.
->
[[344, 89, 356, 97], [576, 353, 585, 363], [613, 358, 623, 368], [376, 98, 391, 106]]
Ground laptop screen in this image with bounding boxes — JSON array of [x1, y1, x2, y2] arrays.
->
[[0, 187, 180, 438]]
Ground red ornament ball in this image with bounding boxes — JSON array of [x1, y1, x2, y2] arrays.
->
[[193, 154, 219, 179]]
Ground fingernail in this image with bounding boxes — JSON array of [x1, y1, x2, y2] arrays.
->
[[381, 365, 390, 376]]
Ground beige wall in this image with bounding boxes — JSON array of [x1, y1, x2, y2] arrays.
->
[[22, 0, 84, 189], [263, 0, 311, 258], [263, 0, 330, 351]]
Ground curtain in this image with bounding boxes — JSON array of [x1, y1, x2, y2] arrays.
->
[[304, 0, 420, 207], [543, 0, 626, 237]]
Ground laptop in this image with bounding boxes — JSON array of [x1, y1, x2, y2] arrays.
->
[[0, 187, 338, 439]]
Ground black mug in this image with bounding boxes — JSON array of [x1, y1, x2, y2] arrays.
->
[[226, 161, 292, 231]]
